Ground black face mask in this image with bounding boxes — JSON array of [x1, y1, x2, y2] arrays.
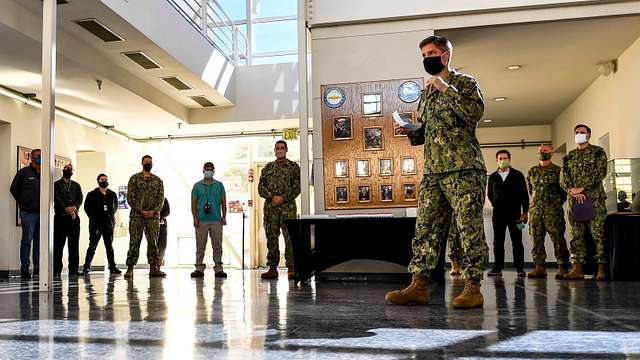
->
[[423, 55, 446, 75], [63, 170, 73, 179], [98, 181, 109, 189], [143, 163, 153, 172]]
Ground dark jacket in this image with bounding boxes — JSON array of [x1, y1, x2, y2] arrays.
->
[[10, 165, 41, 213], [84, 188, 118, 227], [160, 198, 170, 227], [54, 178, 83, 217], [488, 167, 529, 219]]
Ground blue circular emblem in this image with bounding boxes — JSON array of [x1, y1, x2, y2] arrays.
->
[[398, 81, 421, 103], [324, 87, 346, 109]]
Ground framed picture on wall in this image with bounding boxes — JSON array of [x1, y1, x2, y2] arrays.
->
[[336, 186, 349, 204], [334, 159, 348, 178], [379, 158, 393, 176], [356, 159, 370, 177], [357, 186, 371, 203], [333, 116, 353, 140], [403, 183, 417, 201], [363, 126, 383, 151], [394, 112, 416, 137], [402, 157, 417, 175], [362, 93, 383, 117], [381, 184, 394, 202]]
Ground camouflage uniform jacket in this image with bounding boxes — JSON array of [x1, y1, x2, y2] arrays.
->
[[127, 172, 165, 218], [258, 159, 301, 210], [560, 144, 608, 201], [526, 163, 566, 210], [408, 70, 486, 175]]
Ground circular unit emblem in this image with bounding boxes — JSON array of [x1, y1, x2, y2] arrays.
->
[[398, 81, 421, 103], [323, 87, 346, 109]]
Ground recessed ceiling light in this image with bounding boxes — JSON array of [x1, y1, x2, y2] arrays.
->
[[507, 65, 521, 70], [483, 119, 493, 123], [493, 97, 507, 102]]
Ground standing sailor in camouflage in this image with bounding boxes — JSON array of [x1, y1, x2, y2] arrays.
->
[[124, 155, 166, 279], [526, 144, 570, 279], [560, 124, 608, 281], [258, 140, 301, 280], [386, 36, 489, 308]]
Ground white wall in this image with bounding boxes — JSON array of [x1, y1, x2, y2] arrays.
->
[[0, 95, 142, 274]]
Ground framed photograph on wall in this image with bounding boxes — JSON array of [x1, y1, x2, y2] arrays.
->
[[336, 186, 349, 204], [362, 93, 383, 117], [334, 159, 348, 178], [379, 158, 393, 176], [381, 184, 394, 202], [332, 116, 352, 140], [357, 185, 371, 203], [363, 126, 383, 151], [394, 112, 416, 137], [356, 159, 370, 177], [402, 157, 417, 175], [403, 183, 417, 201]]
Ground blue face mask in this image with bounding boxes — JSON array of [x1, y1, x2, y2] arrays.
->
[[204, 170, 215, 179], [34, 157, 42, 165]]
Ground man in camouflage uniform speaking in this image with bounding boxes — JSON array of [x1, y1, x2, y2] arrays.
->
[[526, 144, 570, 279], [258, 140, 301, 280], [560, 124, 608, 281], [386, 35, 489, 308], [124, 155, 166, 279]]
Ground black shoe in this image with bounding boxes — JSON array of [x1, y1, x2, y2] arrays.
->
[[110, 268, 122, 275], [517, 270, 527, 277], [33, 269, 39, 277], [82, 268, 90, 275], [54, 273, 61, 279], [21, 270, 31, 280], [215, 271, 228, 278], [487, 269, 502, 276], [68, 271, 81, 277], [190, 270, 205, 278]]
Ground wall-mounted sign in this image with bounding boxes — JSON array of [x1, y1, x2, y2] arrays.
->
[[398, 81, 421, 103], [323, 87, 346, 108], [283, 128, 299, 140]]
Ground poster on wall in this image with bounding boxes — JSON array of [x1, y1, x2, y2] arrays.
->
[[16, 146, 71, 226], [118, 186, 128, 209]]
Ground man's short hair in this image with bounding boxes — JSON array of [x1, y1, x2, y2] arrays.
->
[[419, 35, 453, 52], [203, 162, 214, 169], [141, 155, 152, 162], [97, 173, 107, 181], [574, 124, 592, 134], [31, 149, 41, 157], [275, 140, 288, 149], [496, 149, 511, 159]]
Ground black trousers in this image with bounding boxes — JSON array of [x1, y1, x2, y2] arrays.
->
[[83, 222, 117, 270], [492, 213, 524, 271], [157, 224, 167, 264], [54, 214, 80, 274]]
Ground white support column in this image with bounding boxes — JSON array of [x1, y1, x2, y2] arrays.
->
[[40, 0, 56, 293], [298, 0, 310, 215]]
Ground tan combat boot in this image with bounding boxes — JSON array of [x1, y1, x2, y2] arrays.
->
[[124, 265, 134, 279], [149, 264, 166, 278], [385, 275, 429, 305], [527, 264, 547, 278], [261, 267, 278, 280], [564, 263, 584, 280], [287, 265, 295, 280], [450, 259, 461, 276], [453, 280, 484, 309], [596, 264, 607, 281], [555, 264, 569, 279]]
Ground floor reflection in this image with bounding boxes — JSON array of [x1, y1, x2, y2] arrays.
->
[[0, 269, 639, 358]]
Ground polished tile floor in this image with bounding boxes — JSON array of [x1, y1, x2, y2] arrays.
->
[[0, 269, 639, 359]]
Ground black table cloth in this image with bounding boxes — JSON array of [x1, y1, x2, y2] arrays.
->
[[606, 212, 640, 281]]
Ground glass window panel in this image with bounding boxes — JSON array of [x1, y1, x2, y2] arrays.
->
[[252, 54, 298, 65], [253, 20, 297, 53], [217, 0, 247, 21], [254, 0, 297, 18]]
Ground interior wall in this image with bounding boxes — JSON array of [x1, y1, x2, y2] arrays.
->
[[76, 151, 107, 268], [0, 95, 142, 274]]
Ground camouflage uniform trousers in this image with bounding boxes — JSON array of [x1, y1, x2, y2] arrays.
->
[[567, 198, 607, 264], [126, 216, 160, 266], [264, 203, 297, 268], [409, 170, 489, 281], [529, 206, 570, 266]]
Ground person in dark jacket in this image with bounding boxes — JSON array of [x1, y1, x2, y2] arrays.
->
[[53, 163, 83, 277], [487, 149, 530, 277], [82, 174, 120, 275], [10, 148, 41, 279], [157, 198, 170, 267]]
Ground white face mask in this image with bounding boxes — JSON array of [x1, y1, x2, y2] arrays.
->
[[575, 133, 588, 144], [204, 170, 215, 179], [275, 150, 286, 159]]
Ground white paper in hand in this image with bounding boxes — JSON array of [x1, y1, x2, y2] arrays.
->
[[392, 111, 421, 131]]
